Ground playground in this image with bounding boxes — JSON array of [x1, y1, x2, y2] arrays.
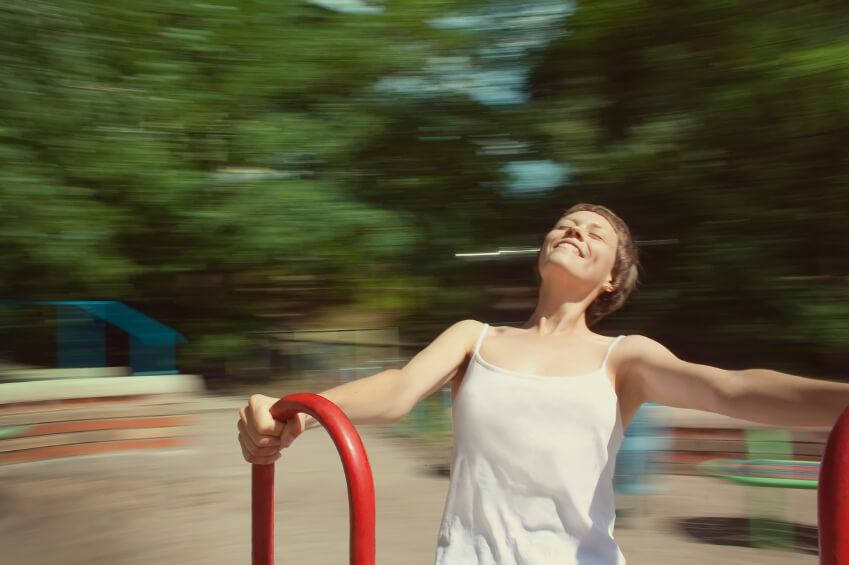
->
[[0, 394, 821, 565]]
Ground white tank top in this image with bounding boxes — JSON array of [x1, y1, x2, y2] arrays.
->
[[435, 324, 627, 565]]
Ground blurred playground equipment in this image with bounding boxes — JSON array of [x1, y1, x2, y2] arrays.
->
[[0, 301, 201, 465], [614, 402, 669, 497], [700, 429, 817, 548], [1, 300, 185, 375]]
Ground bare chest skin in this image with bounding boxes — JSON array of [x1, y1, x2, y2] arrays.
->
[[462, 326, 642, 429]]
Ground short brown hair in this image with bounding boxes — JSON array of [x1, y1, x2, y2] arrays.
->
[[562, 203, 639, 326]]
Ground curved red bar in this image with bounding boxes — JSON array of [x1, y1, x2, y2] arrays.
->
[[819, 406, 849, 564], [252, 393, 376, 565]]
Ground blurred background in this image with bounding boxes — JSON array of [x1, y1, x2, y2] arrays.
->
[[1, 0, 847, 379], [0, 1, 847, 563]]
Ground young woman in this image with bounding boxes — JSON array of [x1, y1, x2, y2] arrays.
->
[[238, 203, 849, 564]]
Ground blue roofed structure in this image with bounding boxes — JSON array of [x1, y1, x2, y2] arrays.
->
[[1, 301, 185, 375]]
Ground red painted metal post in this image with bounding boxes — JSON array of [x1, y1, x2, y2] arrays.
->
[[819, 406, 849, 564], [252, 393, 376, 565]]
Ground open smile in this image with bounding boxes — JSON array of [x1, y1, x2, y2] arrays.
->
[[554, 240, 584, 258]]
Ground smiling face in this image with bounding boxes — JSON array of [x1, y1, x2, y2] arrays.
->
[[538, 210, 620, 295]]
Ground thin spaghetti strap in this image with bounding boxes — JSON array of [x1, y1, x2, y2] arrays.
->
[[473, 323, 490, 355], [600, 335, 625, 370]]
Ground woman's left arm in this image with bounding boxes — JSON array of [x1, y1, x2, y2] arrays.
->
[[621, 335, 849, 428]]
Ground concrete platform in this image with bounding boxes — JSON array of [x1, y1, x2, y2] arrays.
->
[[0, 373, 204, 404], [0, 372, 204, 464]]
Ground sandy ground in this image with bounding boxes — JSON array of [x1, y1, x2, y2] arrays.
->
[[0, 395, 820, 564]]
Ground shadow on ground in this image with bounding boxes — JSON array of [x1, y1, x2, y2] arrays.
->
[[674, 517, 818, 555]]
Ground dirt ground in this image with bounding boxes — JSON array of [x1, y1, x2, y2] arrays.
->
[[0, 395, 820, 564]]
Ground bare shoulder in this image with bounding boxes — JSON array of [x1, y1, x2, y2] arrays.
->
[[609, 334, 678, 371], [614, 334, 672, 355], [436, 319, 486, 352], [450, 319, 486, 331], [446, 319, 486, 336]]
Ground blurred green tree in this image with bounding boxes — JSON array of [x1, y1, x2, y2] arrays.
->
[[2, 0, 847, 379], [0, 0, 494, 371]]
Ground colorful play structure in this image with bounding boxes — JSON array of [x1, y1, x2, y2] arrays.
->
[[0, 301, 199, 465], [253, 393, 849, 565], [1, 300, 185, 375]]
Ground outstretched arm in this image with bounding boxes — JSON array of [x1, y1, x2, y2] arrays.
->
[[621, 335, 849, 428], [238, 319, 482, 463], [310, 318, 481, 425]]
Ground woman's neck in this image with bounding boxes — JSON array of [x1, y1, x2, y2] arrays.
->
[[522, 281, 597, 336]]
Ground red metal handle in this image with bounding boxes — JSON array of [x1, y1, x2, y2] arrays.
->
[[252, 393, 376, 565], [819, 405, 849, 564]]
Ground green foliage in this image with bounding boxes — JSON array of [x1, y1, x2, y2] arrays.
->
[[0, 0, 510, 370], [1, 1, 847, 377], [524, 1, 849, 372], [0, 1, 447, 365]]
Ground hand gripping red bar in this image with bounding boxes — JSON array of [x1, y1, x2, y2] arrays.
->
[[252, 393, 376, 565], [819, 405, 849, 565]]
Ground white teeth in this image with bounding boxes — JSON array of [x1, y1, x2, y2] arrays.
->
[[555, 241, 582, 257]]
